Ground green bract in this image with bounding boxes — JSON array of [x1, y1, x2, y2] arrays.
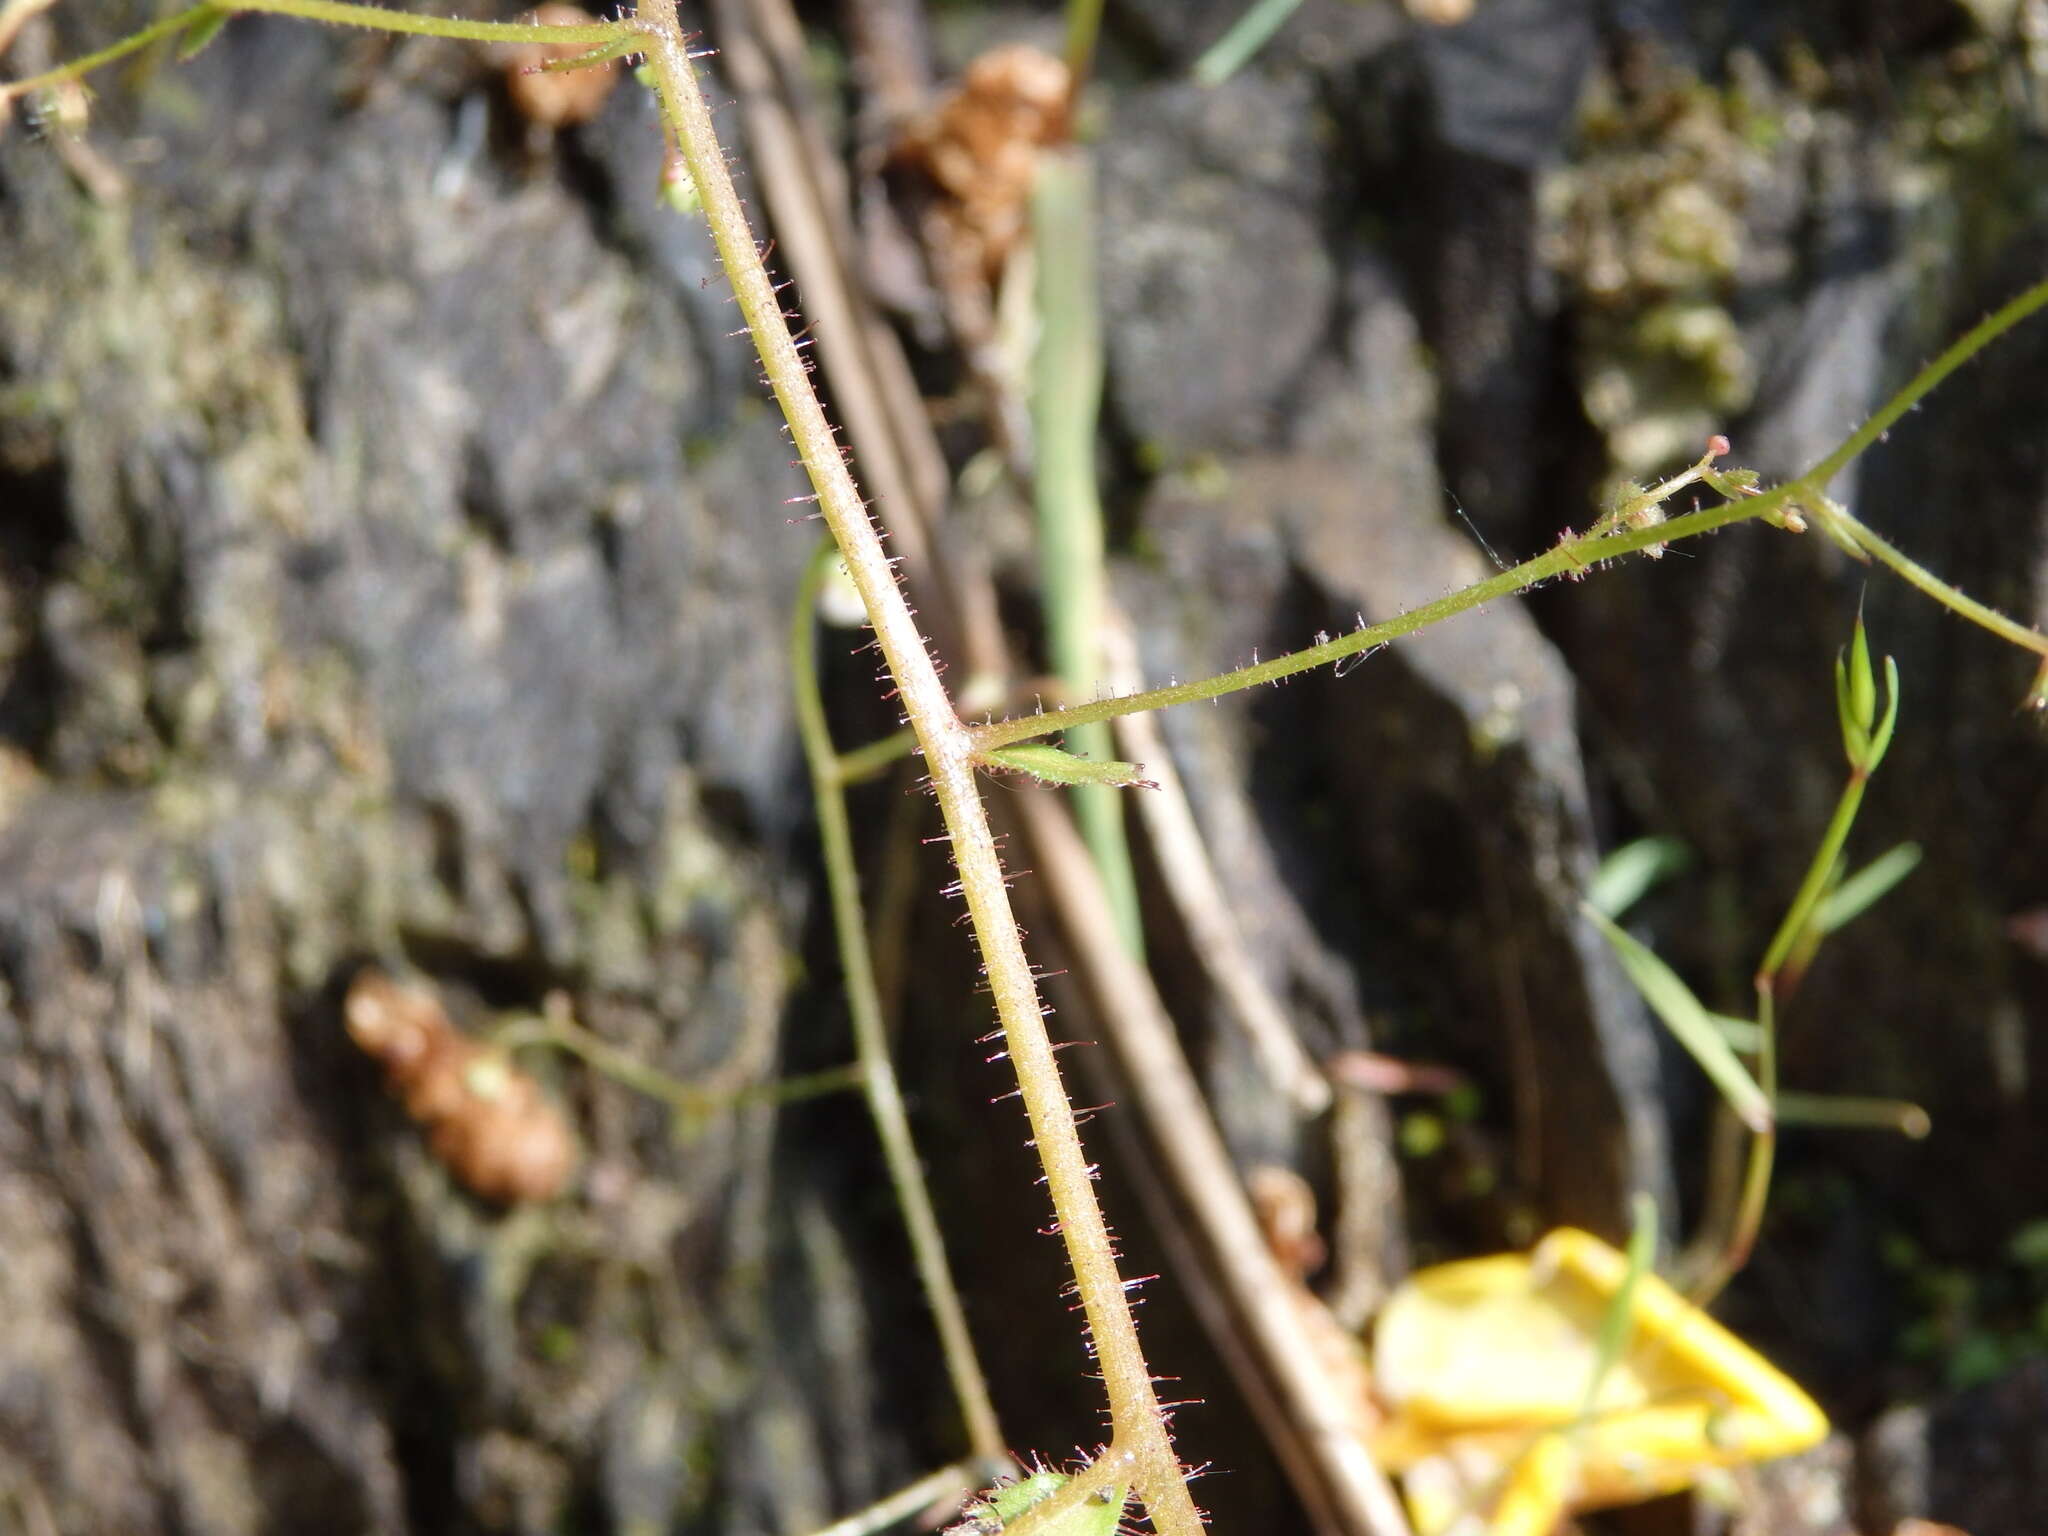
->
[[982, 743, 1157, 790]]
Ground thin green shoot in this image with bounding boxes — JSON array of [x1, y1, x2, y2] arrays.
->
[[1031, 149, 1145, 955], [1577, 1193, 1659, 1424], [804, 1461, 1009, 1536], [792, 542, 1008, 1469], [491, 1006, 861, 1127], [1192, 0, 1305, 85], [0, 0, 630, 105]]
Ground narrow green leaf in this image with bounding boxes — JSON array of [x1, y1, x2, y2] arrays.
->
[[540, 34, 639, 73], [1709, 1012, 1765, 1051], [1866, 654, 1901, 769], [1579, 1192, 1658, 1422], [1584, 903, 1771, 1132], [1587, 835, 1693, 919], [1814, 842, 1921, 933], [177, 5, 231, 60], [1815, 506, 1870, 561], [982, 743, 1156, 790], [1774, 1092, 1929, 1138]]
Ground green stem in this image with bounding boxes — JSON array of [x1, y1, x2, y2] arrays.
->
[[1819, 506, 2048, 657], [807, 1461, 1014, 1536], [229, 0, 624, 44], [493, 1015, 861, 1118], [1061, 0, 1106, 87], [0, 4, 201, 99], [641, 8, 1201, 1516], [831, 726, 919, 786], [973, 493, 1771, 750], [1034, 149, 1143, 957], [969, 275, 2048, 751], [1, 0, 631, 103], [1799, 276, 2048, 491], [1692, 990, 1777, 1309], [1759, 773, 1867, 980], [792, 543, 1006, 1466]]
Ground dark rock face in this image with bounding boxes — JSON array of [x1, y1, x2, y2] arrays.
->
[[2, 2, 2045, 1531], [1, 9, 835, 1533]]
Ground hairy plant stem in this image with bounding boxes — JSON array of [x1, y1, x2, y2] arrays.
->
[[20, 7, 2048, 1522], [634, 5, 1203, 1528], [972, 275, 2048, 753], [792, 544, 1005, 1468], [491, 1012, 861, 1121]]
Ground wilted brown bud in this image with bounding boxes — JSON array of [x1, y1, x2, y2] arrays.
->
[[346, 971, 577, 1204], [893, 44, 1073, 281], [502, 4, 619, 131]]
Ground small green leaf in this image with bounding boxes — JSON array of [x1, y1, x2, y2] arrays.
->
[[1584, 903, 1771, 1132], [1815, 842, 1921, 933], [960, 1472, 1127, 1535], [177, 5, 230, 61], [1587, 835, 1693, 919], [1701, 465, 1761, 498], [982, 743, 1156, 790]]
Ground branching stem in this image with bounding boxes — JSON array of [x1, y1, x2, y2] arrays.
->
[[0, 0, 627, 103], [972, 276, 2048, 751], [632, 4, 1204, 1528]]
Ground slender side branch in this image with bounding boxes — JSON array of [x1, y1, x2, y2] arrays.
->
[[1800, 277, 2048, 490], [974, 492, 1773, 749], [228, 0, 624, 44], [634, 6, 1203, 1528], [1818, 507, 2048, 658], [972, 272, 2048, 751], [792, 544, 1005, 1467], [0, 0, 630, 104]]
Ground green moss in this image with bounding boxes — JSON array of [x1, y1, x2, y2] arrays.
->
[[1543, 49, 1768, 483]]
